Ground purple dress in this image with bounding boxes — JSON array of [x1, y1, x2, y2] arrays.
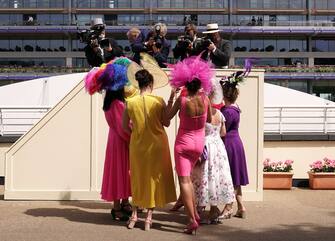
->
[[221, 105, 249, 186]]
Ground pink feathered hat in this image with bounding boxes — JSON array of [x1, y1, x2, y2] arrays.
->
[[169, 55, 214, 94]]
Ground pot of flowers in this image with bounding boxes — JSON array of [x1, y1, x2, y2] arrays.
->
[[308, 158, 335, 190], [263, 159, 294, 190]]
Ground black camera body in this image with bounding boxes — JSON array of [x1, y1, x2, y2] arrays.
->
[[195, 36, 213, 51], [177, 35, 193, 49], [77, 24, 108, 47]]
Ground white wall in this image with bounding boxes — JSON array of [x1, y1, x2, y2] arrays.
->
[[4, 70, 264, 201]]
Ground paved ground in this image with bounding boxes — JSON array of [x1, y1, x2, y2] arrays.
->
[[0, 185, 334, 241]]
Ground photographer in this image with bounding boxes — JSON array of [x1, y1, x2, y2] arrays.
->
[[173, 23, 199, 61], [130, 23, 170, 68], [83, 18, 123, 67], [198, 23, 232, 68]]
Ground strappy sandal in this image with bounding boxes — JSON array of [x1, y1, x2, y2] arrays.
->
[[144, 218, 152, 231], [127, 216, 138, 229], [218, 208, 233, 221]]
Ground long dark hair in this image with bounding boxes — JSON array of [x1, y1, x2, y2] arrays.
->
[[103, 88, 125, 111]]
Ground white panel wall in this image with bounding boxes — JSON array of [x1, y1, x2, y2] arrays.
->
[[4, 70, 264, 201]]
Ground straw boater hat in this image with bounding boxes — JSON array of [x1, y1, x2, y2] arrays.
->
[[203, 23, 220, 34]]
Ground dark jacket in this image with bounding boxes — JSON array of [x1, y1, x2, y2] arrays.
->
[[131, 31, 171, 68], [210, 39, 232, 68], [199, 39, 231, 68], [84, 38, 123, 67], [173, 37, 199, 61]]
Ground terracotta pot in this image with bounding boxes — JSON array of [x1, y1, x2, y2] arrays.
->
[[263, 172, 293, 190], [308, 171, 335, 190]]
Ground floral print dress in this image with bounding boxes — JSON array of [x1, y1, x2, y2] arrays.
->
[[192, 111, 235, 207]]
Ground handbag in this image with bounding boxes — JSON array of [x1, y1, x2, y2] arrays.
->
[[200, 145, 208, 163]]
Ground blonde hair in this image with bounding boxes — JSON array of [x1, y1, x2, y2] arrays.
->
[[153, 23, 167, 37], [127, 27, 141, 41]]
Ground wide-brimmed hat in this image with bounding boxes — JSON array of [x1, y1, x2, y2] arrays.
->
[[127, 53, 169, 89], [203, 23, 220, 34]]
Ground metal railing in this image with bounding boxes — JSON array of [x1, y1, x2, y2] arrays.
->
[[1, 105, 335, 136], [0, 106, 51, 136], [264, 106, 335, 134]]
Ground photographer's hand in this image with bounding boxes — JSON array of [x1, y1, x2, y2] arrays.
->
[[208, 42, 216, 52], [104, 43, 113, 52], [152, 44, 161, 53], [90, 39, 99, 49]]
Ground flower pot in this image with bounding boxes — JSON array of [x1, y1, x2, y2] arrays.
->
[[263, 172, 293, 190], [308, 172, 335, 190]]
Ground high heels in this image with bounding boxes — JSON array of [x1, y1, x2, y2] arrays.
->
[[127, 216, 138, 229], [234, 209, 247, 219], [111, 208, 129, 221], [169, 199, 184, 212], [218, 208, 233, 221], [144, 218, 152, 231], [183, 222, 199, 235]]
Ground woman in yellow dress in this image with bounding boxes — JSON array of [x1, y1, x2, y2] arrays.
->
[[122, 69, 176, 231]]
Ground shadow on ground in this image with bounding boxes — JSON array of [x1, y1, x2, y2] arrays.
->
[[24, 207, 187, 234]]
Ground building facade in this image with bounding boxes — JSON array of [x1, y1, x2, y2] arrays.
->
[[0, 0, 334, 100]]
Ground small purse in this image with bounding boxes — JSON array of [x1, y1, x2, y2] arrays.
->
[[200, 145, 208, 163]]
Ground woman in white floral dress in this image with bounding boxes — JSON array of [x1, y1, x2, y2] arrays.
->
[[192, 94, 235, 224]]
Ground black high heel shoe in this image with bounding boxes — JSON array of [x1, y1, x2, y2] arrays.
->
[[121, 202, 133, 216], [111, 209, 129, 221]]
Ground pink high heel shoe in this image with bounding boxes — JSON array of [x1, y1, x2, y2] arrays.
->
[[183, 222, 199, 235]]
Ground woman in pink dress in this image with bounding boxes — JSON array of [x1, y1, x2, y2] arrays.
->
[[84, 59, 135, 221], [101, 89, 132, 221], [168, 56, 213, 235]]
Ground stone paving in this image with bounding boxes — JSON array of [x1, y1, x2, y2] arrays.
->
[[0, 185, 334, 241]]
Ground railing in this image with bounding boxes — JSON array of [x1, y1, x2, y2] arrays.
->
[[1, 105, 335, 136], [264, 106, 335, 134], [0, 107, 51, 136]]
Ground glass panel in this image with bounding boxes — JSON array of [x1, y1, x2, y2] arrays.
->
[[277, 39, 288, 52], [290, 0, 304, 9], [117, 0, 131, 8], [170, 0, 183, 8], [314, 0, 328, 9], [277, 0, 289, 9], [0, 39, 10, 51], [313, 40, 329, 52], [0, 0, 9, 8], [77, 0, 89, 7], [250, 39, 264, 52], [250, 0, 262, 9], [185, 0, 197, 8], [264, 0, 276, 8], [237, 0, 249, 8], [264, 39, 276, 52], [131, 0, 144, 7], [0, 14, 9, 25], [158, 0, 170, 8], [329, 0, 335, 9]]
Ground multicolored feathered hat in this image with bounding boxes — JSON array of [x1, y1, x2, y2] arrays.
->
[[84, 57, 137, 98], [169, 55, 214, 94], [220, 58, 254, 88]]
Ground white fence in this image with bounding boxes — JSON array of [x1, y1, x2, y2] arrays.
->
[[1, 105, 335, 136], [264, 106, 335, 134], [0, 107, 51, 136]]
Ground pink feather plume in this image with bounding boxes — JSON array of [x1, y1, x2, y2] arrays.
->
[[169, 56, 214, 93]]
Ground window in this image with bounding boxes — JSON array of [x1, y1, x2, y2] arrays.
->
[[185, 0, 197, 8], [277, 0, 289, 9], [0, 0, 9, 8], [158, 0, 170, 8], [314, 0, 328, 9]]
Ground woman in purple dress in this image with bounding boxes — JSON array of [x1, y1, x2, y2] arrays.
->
[[220, 79, 249, 219]]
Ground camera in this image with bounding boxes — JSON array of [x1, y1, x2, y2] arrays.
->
[[195, 36, 213, 51], [77, 23, 108, 47], [177, 35, 193, 49]]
